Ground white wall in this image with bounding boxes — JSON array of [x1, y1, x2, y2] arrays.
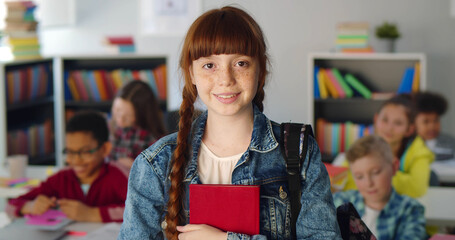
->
[[40, 0, 455, 134]]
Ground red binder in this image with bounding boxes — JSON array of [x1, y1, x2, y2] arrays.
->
[[189, 184, 260, 235]]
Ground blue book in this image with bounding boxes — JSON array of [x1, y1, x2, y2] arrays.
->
[[332, 123, 339, 156], [397, 67, 414, 94], [314, 66, 320, 99], [358, 124, 365, 138], [31, 66, 40, 99], [63, 71, 72, 100], [145, 69, 159, 97], [86, 71, 101, 101], [44, 64, 52, 96], [13, 71, 21, 103], [118, 45, 136, 53]]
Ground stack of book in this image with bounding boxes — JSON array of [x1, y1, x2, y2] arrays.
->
[[4, 0, 41, 60], [336, 22, 373, 53], [104, 36, 136, 53]]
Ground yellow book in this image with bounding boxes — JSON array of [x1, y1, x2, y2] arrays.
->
[[317, 70, 329, 99], [321, 69, 339, 98], [9, 37, 39, 45], [67, 75, 81, 101], [412, 63, 420, 93], [93, 71, 108, 100], [110, 69, 124, 92]]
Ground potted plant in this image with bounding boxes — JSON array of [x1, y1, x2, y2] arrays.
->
[[375, 22, 400, 52]]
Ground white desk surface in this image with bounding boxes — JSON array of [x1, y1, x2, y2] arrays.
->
[[432, 160, 455, 183], [418, 187, 455, 226]]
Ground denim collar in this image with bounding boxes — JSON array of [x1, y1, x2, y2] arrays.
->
[[183, 104, 279, 182]]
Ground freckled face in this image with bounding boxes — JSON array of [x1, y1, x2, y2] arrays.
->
[[190, 54, 259, 118]]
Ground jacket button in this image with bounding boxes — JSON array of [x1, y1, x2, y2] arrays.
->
[[279, 186, 287, 199], [161, 220, 167, 230]]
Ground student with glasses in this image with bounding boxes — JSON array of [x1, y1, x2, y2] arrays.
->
[[6, 111, 129, 223]]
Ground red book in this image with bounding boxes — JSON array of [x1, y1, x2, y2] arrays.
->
[[430, 234, 455, 240], [106, 36, 134, 45], [190, 184, 260, 235]]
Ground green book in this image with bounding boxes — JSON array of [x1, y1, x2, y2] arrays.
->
[[345, 74, 371, 99], [331, 68, 353, 98]]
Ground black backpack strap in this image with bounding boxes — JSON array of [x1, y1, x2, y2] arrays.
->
[[280, 122, 313, 239]]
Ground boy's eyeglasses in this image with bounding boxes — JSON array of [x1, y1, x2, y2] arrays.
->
[[62, 145, 102, 160]]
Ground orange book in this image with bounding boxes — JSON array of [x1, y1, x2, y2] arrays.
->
[[93, 71, 108, 100], [153, 65, 167, 100], [412, 62, 420, 93]]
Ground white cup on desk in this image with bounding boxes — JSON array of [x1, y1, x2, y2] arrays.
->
[[6, 155, 28, 179]]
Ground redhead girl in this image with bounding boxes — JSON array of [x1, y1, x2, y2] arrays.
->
[[119, 6, 341, 240]]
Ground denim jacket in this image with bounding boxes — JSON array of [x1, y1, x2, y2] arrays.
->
[[118, 106, 341, 240]]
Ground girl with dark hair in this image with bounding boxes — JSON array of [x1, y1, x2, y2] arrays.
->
[[119, 6, 340, 240], [110, 80, 167, 169]]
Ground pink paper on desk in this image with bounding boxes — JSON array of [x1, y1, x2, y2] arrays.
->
[[25, 209, 68, 226]]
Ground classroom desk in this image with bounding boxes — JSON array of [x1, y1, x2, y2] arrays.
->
[[418, 187, 455, 227], [432, 160, 455, 184]]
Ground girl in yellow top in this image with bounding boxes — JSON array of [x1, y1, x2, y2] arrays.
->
[[344, 94, 434, 198]]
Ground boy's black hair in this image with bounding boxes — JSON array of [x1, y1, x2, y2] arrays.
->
[[66, 110, 109, 145], [415, 91, 448, 116]]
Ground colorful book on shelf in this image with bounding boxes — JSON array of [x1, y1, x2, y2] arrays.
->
[[320, 68, 339, 98], [317, 69, 329, 99], [314, 66, 322, 98], [340, 123, 346, 153], [93, 71, 108, 100], [324, 122, 332, 156], [412, 63, 420, 93], [99, 70, 115, 100], [153, 65, 167, 100], [71, 71, 89, 101], [316, 118, 326, 153], [86, 71, 101, 101], [63, 71, 73, 100], [66, 72, 80, 101], [344, 74, 371, 99], [141, 70, 159, 97], [190, 184, 260, 235], [397, 67, 414, 94], [31, 65, 40, 99], [325, 69, 346, 98], [331, 68, 353, 98], [110, 69, 125, 91], [332, 123, 339, 156]]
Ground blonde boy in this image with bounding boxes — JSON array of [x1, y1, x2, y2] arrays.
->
[[333, 135, 426, 240]]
